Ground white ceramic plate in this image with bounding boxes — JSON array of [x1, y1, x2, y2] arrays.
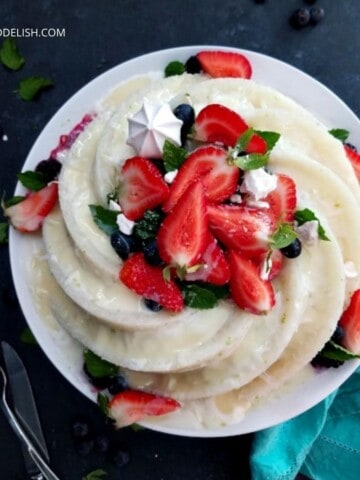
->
[[9, 46, 360, 437]]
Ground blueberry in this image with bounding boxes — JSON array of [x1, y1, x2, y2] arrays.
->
[[108, 374, 129, 395], [113, 446, 130, 467], [289, 8, 310, 29], [143, 238, 164, 266], [185, 55, 202, 74], [310, 6, 325, 25], [76, 439, 94, 456], [144, 298, 163, 312], [280, 238, 302, 258], [110, 231, 136, 260], [331, 324, 345, 345], [95, 434, 110, 453], [35, 158, 62, 182], [173, 104, 195, 145], [311, 355, 344, 369], [72, 420, 90, 438]]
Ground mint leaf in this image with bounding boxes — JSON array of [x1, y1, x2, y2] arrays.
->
[[0, 223, 8, 244], [18, 76, 53, 101], [255, 131, 281, 152], [82, 469, 107, 480], [200, 283, 230, 300], [270, 223, 298, 249], [3, 195, 25, 208], [130, 423, 145, 431], [165, 61, 185, 77], [89, 205, 118, 235], [97, 393, 110, 416], [163, 140, 187, 172], [83, 349, 119, 378], [17, 171, 48, 191], [234, 128, 254, 152], [134, 209, 164, 240], [182, 284, 219, 309], [232, 152, 269, 170], [319, 340, 360, 361], [329, 128, 350, 143], [294, 208, 330, 241], [20, 327, 37, 345], [0, 38, 25, 70]]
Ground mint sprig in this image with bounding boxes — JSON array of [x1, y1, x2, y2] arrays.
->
[[83, 349, 119, 378], [317, 340, 360, 362], [20, 327, 37, 345], [181, 283, 229, 309], [329, 128, 350, 143], [163, 140, 187, 172], [97, 392, 110, 416], [89, 205, 118, 236], [231, 152, 270, 171], [0, 223, 8, 244], [18, 76, 53, 101], [0, 38, 25, 71], [255, 130, 281, 152], [17, 171, 48, 191], [82, 468, 107, 480], [270, 222, 298, 249], [134, 209, 164, 241], [294, 208, 330, 241]]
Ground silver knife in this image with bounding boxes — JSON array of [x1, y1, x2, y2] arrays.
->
[[1, 342, 50, 478]]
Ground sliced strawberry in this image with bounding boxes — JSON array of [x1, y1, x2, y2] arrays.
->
[[4, 182, 58, 233], [194, 104, 266, 152], [207, 204, 276, 257], [339, 289, 360, 354], [197, 50, 252, 79], [228, 250, 275, 314], [163, 145, 238, 213], [119, 253, 183, 312], [109, 389, 181, 428], [344, 144, 360, 181], [118, 157, 169, 221], [185, 235, 230, 285], [255, 248, 283, 281], [158, 181, 208, 267], [263, 173, 297, 222]]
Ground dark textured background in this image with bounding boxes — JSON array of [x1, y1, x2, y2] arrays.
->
[[0, 1, 359, 479]]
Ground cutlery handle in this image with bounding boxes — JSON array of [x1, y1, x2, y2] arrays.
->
[[28, 447, 60, 480]]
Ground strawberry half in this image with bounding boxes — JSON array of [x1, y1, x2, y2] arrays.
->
[[4, 182, 58, 233], [263, 173, 297, 222], [163, 145, 238, 213], [185, 235, 230, 285], [339, 289, 360, 354], [194, 104, 267, 151], [158, 181, 208, 267], [228, 250, 275, 314], [197, 50, 252, 79], [119, 253, 183, 312], [207, 204, 276, 257], [344, 144, 360, 181], [109, 389, 181, 428], [118, 157, 169, 221]]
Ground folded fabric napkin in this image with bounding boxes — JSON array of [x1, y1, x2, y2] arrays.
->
[[250, 366, 360, 480]]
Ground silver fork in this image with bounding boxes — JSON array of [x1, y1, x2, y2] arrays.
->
[[0, 365, 61, 480]]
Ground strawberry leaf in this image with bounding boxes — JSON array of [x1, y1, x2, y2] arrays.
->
[[232, 152, 269, 170], [0, 38, 25, 70], [329, 128, 350, 143], [182, 284, 219, 309], [89, 205, 118, 235], [255, 131, 281, 152], [0, 223, 8, 244], [83, 349, 119, 378], [163, 140, 187, 172], [165, 61, 185, 77], [294, 208, 330, 241], [17, 171, 48, 191], [18, 76, 53, 101], [270, 222, 298, 249]]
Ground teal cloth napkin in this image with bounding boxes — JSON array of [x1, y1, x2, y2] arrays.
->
[[250, 367, 360, 480]]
